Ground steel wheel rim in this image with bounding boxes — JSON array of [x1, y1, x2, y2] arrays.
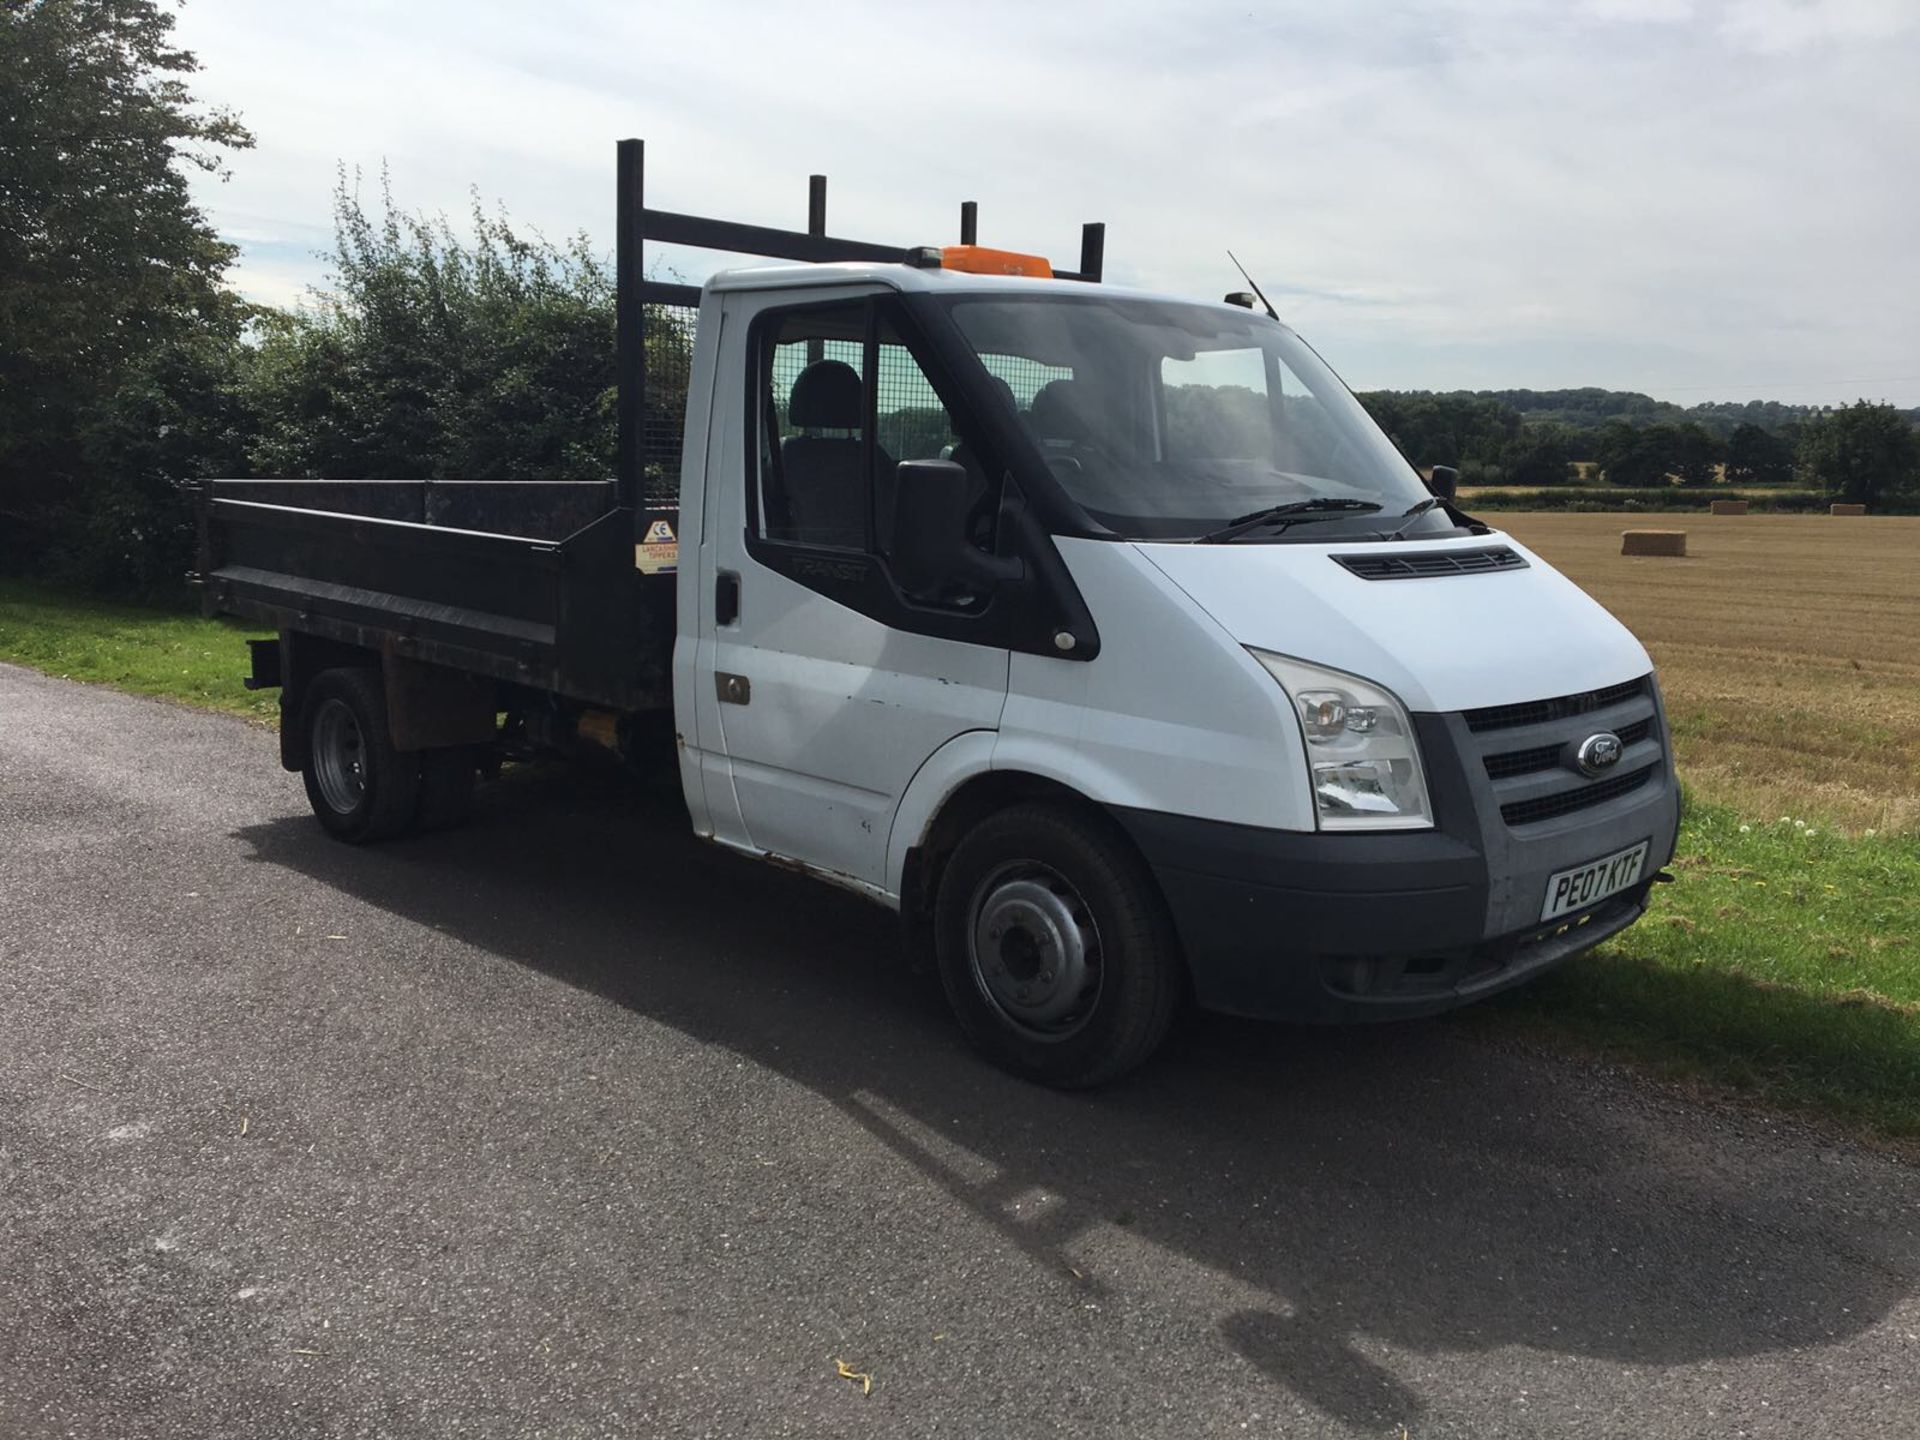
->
[[311, 697, 367, 814], [967, 860, 1103, 1040]]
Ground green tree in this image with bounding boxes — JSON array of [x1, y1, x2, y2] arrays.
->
[[1595, 421, 1679, 487], [0, 0, 253, 581], [1723, 423, 1794, 485], [1500, 423, 1576, 487], [1356, 391, 1520, 475], [1670, 422, 1722, 487], [55, 301, 261, 591], [1795, 401, 1920, 507]]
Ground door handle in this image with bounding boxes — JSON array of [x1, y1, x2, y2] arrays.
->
[[715, 570, 741, 626], [716, 672, 751, 706]]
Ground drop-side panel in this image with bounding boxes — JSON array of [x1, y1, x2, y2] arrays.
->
[[196, 487, 673, 711]]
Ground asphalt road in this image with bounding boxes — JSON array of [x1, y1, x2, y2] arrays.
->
[[2, 662, 1916, 1439]]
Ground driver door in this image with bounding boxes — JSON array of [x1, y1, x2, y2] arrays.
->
[[698, 287, 1012, 892]]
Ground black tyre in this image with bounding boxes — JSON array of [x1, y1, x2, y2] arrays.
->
[[299, 667, 421, 844], [932, 802, 1182, 1088]]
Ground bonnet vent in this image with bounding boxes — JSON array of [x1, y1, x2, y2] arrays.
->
[[1333, 546, 1529, 581]]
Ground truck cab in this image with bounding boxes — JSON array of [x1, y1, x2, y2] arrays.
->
[[194, 143, 1679, 1087], [670, 258, 1677, 1080]]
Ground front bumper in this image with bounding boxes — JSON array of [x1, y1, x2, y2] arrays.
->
[[1113, 700, 1681, 1023]]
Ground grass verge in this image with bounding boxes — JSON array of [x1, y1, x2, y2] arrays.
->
[[3, 577, 1917, 1138], [1480, 803, 1920, 1139], [0, 578, 276, 723]]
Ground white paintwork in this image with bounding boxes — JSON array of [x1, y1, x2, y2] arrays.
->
[[877, 541, 1317, 899], [673, 290, 726, 842], [1136, 532, 1651, 713], [671, 263, 1659, 909], [883, 728, 1002, 899], [995, 540, 1315, 830], [684, 283, 1010, 893]]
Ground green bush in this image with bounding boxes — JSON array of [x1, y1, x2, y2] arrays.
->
[[246, 178, 634, 483]]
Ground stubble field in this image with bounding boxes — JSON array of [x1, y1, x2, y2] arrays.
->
[[1479, 512, 1919, 1137], [1496, 512, 1920, 835]]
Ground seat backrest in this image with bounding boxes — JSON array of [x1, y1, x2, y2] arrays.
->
[[777, 359, 870, 548], [789, 358, 863, 431], [1028, 378, 1099, 447], [781, 436, 868, 548]]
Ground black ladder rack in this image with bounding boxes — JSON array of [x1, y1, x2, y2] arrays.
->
[[612, 137, 1106, 532]]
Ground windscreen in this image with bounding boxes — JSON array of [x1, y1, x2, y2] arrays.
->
[[946, 295, 1432, 541]]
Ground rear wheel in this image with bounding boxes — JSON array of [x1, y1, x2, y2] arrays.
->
[[933, 802, 1182, 1088], [299, 667, 420, 843]]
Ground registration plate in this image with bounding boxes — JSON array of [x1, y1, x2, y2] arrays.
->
[[1541, 841, 1650, 922]]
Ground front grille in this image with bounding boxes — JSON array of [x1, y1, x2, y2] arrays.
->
[[1500, 765, 1655, 826], [1484, 742, 1561, 780], [1482, 715, 1654, 780], [1461, 676, 1665, 830], [1464, 677, 1648, 734], [1333, 546, 1528, 581]]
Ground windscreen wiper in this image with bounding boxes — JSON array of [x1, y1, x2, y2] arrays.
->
[[1372, 496, 1442, 542], [1198, 497, 1382, 544]]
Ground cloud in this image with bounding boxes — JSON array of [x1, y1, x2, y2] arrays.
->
[[172, 0, 1920, 405], [1720, 0, 1917, 54], [1581, 0, 1695, 23]]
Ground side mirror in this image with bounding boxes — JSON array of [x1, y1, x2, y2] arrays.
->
[[1426, 465, 1459, 502], [888, 460, 1023, 600]]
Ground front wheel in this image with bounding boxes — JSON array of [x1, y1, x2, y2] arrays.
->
[[299, 667, 421, 844], [932, 803, 1182, 1088]]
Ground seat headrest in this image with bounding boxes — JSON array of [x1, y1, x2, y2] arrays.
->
[[1029, 378, 1096, 443], [789, 360, 863, 429]]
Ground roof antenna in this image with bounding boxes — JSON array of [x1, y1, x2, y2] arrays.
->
[[1227, 250, 1279, 320]]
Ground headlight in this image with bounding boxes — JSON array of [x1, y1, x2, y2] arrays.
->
[[1249, 650, 1432, 831]]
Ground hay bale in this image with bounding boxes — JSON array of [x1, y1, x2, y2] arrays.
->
[[1710, 499, 1749, 516], [1621, 529, 1687, 557], [1830, 502, 1867, 516]]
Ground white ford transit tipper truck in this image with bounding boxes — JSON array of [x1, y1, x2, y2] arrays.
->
[[193, 141, 1679, 1086]]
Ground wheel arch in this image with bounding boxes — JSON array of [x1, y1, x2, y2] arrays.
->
[[280, 634, 498, 771], [891, 743, 1172, 975], [913, 776, 1193, 1084], [279, 632, 380, 771]]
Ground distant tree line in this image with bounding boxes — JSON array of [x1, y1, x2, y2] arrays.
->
[[4, 0, 1917, 601], [1355, 387, 1918, 506]]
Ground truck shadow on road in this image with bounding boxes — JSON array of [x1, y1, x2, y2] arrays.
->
[[237, 768, 1916, 1430]]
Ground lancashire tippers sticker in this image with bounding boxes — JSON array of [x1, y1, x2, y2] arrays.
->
[[635, 518, 678, 575]]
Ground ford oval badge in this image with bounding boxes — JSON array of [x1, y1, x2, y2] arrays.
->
[[1576, 732, 1624, 777]]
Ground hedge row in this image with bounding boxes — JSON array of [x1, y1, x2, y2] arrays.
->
[[1461, 487, 1835, 514]]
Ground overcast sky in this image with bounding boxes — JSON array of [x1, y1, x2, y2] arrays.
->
[[174, 0, 1919, 406]]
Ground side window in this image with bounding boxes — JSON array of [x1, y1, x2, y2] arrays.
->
[[875, 322, 959, 463], [749, 301, 1004, 582], [755, 302, 869, 549], [874, 317, 1003, 565], [875, 318, 960, 557]]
